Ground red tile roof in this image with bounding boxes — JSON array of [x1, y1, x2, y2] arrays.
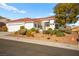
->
[[10, 18, 33, 22], [9, 16, 55, 23], [32, 16, 55, 22]]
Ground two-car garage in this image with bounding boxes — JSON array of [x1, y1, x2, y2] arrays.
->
[[6, 22, 34, 32]]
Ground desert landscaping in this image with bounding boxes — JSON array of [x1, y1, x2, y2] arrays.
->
[[8, 26, 78, 45]]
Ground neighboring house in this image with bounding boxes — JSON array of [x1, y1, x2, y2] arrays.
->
[[66, 20, 79, 29], [0, 16, 10, 23], [66, 16, 79, 28], [0, 22, 6, 31], [6, 16, 55, 32], [72, 26, 79, 32], [0, 22, 6, 27], [0, 16, 10, 31], [0, 19, 8, 23]]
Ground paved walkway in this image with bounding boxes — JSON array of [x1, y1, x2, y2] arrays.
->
[[0, 32, 79, 51]]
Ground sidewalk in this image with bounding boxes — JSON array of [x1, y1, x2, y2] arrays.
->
[[0, 32, 79, 51]]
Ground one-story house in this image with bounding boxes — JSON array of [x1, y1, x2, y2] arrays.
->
[[6, 16, 55, 32]]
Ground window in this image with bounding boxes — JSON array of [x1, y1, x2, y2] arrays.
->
[[45, 22, 50, 26], [34, 23, 37, 28], [34, 23, 42, 29], [38, 24, 42, 29]]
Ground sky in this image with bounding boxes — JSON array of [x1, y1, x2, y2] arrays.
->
[[0, 3, 57, 20], [0, 3, 79, 26]]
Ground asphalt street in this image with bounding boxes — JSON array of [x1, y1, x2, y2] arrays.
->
[[0, 39, 79, 56]]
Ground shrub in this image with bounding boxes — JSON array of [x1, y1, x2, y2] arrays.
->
[[48, 28, 53, 33], [43, 28, 65, 37], [43, 30, 49, 34], [14, 31, 19, 35], [35, 29, 39, 33], [31, 28, 36, 32], [59, 27, 65, 32], [17, 26, 27, 35], [26, 30, 34, 37], [49, 29, 60, 35], [47, 28, 52, 34], [43, 28, 53, 35], [20, 26, 25, 29], [65, 30, 71, 34], [52, 29, 58, 34], [18, 29, 27, 35], [48, 28, 52, 31], [55, 31, 65, 37], [2, 26, 8, 32]]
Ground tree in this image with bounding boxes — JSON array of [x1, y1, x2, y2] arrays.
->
[[54, 3, 79, 27]]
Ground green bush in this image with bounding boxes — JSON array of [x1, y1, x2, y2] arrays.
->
[[17, 26, 27, 35], [43, 28, 65, 37], [31, 28, 36, 32], [20, 26, 25, 29], [26, 30, 34, 37], [18, 29, 27, 35], [47, 28, 53, 34], [43, 30, 49, 34], [48, 28, 52, 31], [59, 27, 65, 32], [52, 29, 58, 34], [43, 28, 58, 35], [48, 28, 54, 35], [55, 31, 65, 37], [65, 30, 71, 34], [53, 29, 65, 37], [14, 31, 18, 35], [43, 28, 53, 35]]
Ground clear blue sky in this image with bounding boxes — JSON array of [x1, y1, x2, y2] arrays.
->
[[0, 3, 57, 20]]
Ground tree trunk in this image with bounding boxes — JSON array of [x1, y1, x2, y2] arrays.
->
[[64, 18, 66, 28]]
